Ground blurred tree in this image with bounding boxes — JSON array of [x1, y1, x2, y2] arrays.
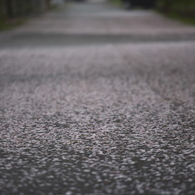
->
[[156, 0, 195, 18], [0, 0, 54, 30], [5, 0, 14, 18], [45, 0, 52, 10], [154, 0, 195, 25], [122, 0, 156, 10], [0, 0, 6, 23], [0, 0, 53, 19]]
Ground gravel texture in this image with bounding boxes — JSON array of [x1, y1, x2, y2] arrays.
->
[[0, 1, 195, 195]]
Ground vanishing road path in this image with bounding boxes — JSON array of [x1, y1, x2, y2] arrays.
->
[[0, 1, 195, 195]]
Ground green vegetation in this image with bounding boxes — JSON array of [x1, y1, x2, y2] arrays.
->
[[110, 0, 123, 7], [156, 0, 195, 24], [165, 12, 195, 25], [114, 0, 195, 25], [0, 0, 57, 31], [0, 17, 26, 31]]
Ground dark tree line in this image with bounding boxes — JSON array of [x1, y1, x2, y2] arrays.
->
[[0, 0, 52, 23], [121, 0, 195, 19], [129, 0, 156, 9], [156, 0, 195, 18], [122, 0, 156, 9]]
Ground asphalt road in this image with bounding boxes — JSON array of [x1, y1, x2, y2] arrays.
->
[[0, 1, 195, 195]]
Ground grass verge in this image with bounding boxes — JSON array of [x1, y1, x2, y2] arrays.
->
[[0, 17, 27, 31], [168, 14, 195, 25], [157, 11, 195, 25]]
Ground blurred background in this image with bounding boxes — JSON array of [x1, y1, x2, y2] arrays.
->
[[0, 0, 195, 31]]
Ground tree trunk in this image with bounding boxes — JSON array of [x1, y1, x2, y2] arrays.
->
[[6, 0, 14, 18], [0, 0, 6, 23]]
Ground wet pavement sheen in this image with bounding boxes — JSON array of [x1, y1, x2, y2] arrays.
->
[[0, 1, 195, 195]]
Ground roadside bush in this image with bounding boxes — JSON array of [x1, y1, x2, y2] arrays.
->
[[0, 0, 53, 30], [156, 0, 195, 18]]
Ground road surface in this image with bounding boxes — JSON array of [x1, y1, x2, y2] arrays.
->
[[0, 1, 195, 195]]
